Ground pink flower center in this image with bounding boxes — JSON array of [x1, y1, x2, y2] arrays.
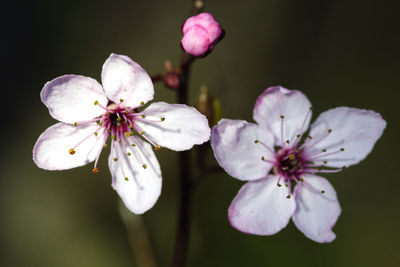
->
[[68, 100, 164, 174]]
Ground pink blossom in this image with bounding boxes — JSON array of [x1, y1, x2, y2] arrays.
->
[[211, 86, 386, 242], [181, 12, 223, 57], [33, 53, 210, 214]]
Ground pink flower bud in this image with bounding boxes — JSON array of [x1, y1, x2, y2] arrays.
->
[[181, 12, 223, 57]]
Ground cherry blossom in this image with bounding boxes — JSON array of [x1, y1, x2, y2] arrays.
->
[[211, 86, 386, 242], [181, 12, 223, 57], [33, 53, 210, 214]]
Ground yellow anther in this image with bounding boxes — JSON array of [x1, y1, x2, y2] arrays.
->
[[73, 122, 78, 127], [285, 183, 288, 187], [127, 152, 131, 156], [125, 110, 130, 114], [129, 124, 133, 129], [120, 99, 124, 103], [103, 144, 108, 148], [161, 117, 165, 121], [299, 177, 304, 182], [309, 107, 313, 110], [124, 132, 130, 138], [94, 100, 99, 105], [328, 129, 332, 133], [117, 117, 122, 121], [113, 158, 118, 162], [277, 183, 282, 187], [321, 190, 325, 194], [323, 161, 327, 164], [296, 134, 301, 138], [107, 129, 111, 133], [140, 101, 144, 105], [142, 164, 147, 169], [131, 144, 136, 147], [124, 177, 129, 181], [285, 140, 289, 144], [92, 167, 99, 173], [261, 156, 265, 161], [111, 135, 115, 139], [286, 195, 291, 199], [68, 148, 76, 155], [118, 140, 121, 143], [254, 140, 259, 144], [340, 148, 345, 151], [308, 136, 312, 139], [322, 149, 327, 152], [94, 132, 98, 136], [155, 145, 161, 150], [342, 166, 347, 169], [98, 121, 103, 126], [288, 154, 295, 160], [280, 115, 285, 119], [140, 131, 144, 135], [317, 167, 322, 171], [141, 114, 146, 119]]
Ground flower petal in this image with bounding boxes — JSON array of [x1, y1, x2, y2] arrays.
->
[[304, 107, 386, 168], [101, 53, 154, 108], [211, 119, 275, 181], [109, 137, 162, 214], [292, 174, 341, 243], [228, 175, 296, 235], [33, 122, 105, 170], [41, 75, 108, 124], [253, 86, 312, 145], [182, 13, 222, 43], [135, 102, 210, 151], [181, 25, 211, 57]]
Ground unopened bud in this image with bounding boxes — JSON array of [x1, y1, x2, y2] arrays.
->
[[163, 72, 180, 90], [181, 12, 224, 57]]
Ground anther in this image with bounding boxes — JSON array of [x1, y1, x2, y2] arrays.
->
[[340, 148, 345, 151], [280, 115, 285, 119], [322, 149, 327, 152], [285, 140, 289, 144], [68, 148, 76, 155], [342, 166, 346, 169], [103, 144, 108, 148], [111, 135, 115, 139], [299, 177, 304, 182], [141, 115, 146, 119], [117, 117, 122, 121], [254, 140, 259, 144], [309, 107, 313, 110], [323, 160, 328, 164], [120, 99, 124, 103], [288, 154, 295, 160], [155, 145, 161, 150], [277, 183, 282, 187], [127, 152, 131, 156], [118, 140, 121, 143], [308, 136, 312, 139], [161, 117, 165, 121], [98, 121, 103, 126], [131, 144, 136, 147], [73, 122, 78, 127], [142, 164, 147, 169], [261, 156, 265, 161], [92, 167, 99, 173], [321, 190, 325, 194], [94, 100, 99, 105], [140, 101, 144, 105], [94, 132, 98, 136], [286, 195, 291, 199], [124, 177, 129, 181], [296, 134, 301, 138], [328, 129, 332, 133], [140, 131, 144, 135], [113, 158, 118, 162], [285, 183, 288, 187], [125, 132, 131, 138], [129, 124, 133, 129]]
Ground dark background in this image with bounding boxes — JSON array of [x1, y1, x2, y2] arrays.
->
[[1, 0, 399, 266]]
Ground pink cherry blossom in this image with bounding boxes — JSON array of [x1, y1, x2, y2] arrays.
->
[[211, 86, 386, 243], [33, 53, 211, 214], [181, 12, 223, 57]]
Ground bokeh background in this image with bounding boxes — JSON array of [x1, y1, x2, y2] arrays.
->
[[2, 0, 399, 266]]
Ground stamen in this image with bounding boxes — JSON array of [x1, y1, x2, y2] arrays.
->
[[69, 148, 75, 155], [141, 114, 146, 119], [161, 117, 165, 121], [308, 148, 345, 160], [254, 139, 274, 154], [73, 122, 78, 127], [142, 164, 147, 169], [280, 115, 285, 147], [125, 177, 129, 181], [293, 106, 312, 145], [92, 167, 99, 173], [140, 101, 144, 105], [321, 190, 325, 194], [286, 195, 291, 199]]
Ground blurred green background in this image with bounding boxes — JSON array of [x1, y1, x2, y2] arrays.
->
[[2, 0, 399, 266]]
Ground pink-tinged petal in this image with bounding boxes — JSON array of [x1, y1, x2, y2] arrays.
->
[[304, 107, 386, 168], [211, 119, 274, 181], [109, 137, 162, 214], [33, 122, 105, 170], [228, 175, 296, 235], [182, 13, 218, 33], [292, 174, 341, 243], [101, 53, 154, 108], [41, 75, 108, 124], [181, 25, 210, 57], [253, 86, 312, 145], [135, 102, 210, 151]]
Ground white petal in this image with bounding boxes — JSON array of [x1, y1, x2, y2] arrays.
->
[[101, 53, 154, 108], [41, 75, 108, 124], [211, 119, 274, 181], [135, 102, 210, 151], [253, 86, 312, 145], [304, 107, 386, 168], [33, 122, 105, 170], [109, 137, 162, 214], [292, 174, 341, 243], [228, 175, 296, 235]]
